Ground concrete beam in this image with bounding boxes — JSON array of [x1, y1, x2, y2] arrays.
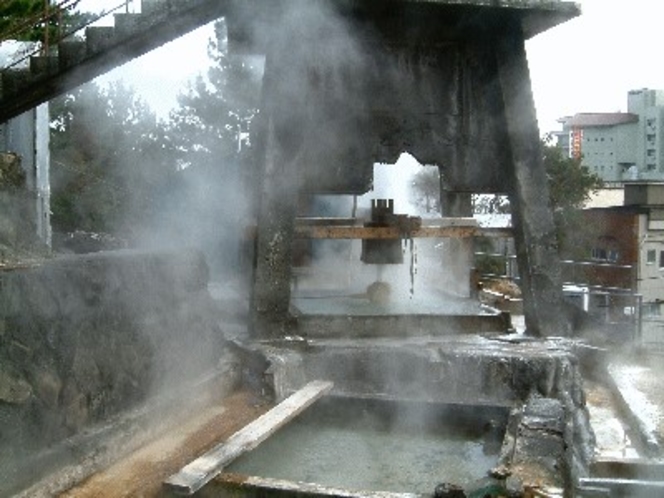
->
[[495, 26, 571, 337]]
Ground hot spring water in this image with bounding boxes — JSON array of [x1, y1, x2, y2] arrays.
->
[[225, 397, 508, 494]]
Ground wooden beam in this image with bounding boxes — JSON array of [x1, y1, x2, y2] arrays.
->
[[293, 224, 512, 239], [163, 380, 334, 495]]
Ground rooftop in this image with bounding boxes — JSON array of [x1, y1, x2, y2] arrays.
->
[[564, 113, 639, 128]]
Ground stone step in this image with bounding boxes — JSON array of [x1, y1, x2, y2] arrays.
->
[[0, 0, 228, 121], [57, 40, 87, 71], [1, 69, 31, 98], [113, 12, 156, 38], [30, 55, 59, 81], [141, 0, 161, 16], [85, 26, 117, 56]]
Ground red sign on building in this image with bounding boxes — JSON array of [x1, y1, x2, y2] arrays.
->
[[571, 128, 583, 159]]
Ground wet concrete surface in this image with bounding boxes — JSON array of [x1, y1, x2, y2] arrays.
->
[[584, 380, 640, 460], [604, 354, 664, 457]]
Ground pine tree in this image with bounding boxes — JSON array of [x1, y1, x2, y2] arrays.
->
[[50, 81, 174, 238], [168, 20, 261, 170], [0, 0, 90, 46], [161, 19, 262, 272]]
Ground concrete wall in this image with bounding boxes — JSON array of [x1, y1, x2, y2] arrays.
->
[[561, 208, 639, 290], [0, 249, 223, 453], [625, 182, 664, 206]]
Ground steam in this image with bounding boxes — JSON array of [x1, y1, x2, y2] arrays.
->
[[295, 152, 476, 314]]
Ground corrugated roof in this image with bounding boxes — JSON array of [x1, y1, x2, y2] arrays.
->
[[567, 113, 639, 128]]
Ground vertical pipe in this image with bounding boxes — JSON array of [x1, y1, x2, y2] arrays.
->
[[43, 0, 49, 54]]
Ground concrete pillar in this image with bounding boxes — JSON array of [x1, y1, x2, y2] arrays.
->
[[495, 28, 571, 337], [249, 54, 302, 338]]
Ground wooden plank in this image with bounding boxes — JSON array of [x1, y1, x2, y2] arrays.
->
[[164, 380, 334, 495], [211, 473, 422, 498]]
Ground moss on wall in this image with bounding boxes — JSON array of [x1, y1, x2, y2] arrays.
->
[[0, 153, 25, 189]]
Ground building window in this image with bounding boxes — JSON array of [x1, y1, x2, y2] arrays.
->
[[659, 250, 664, 268], [643, 302, 661, 317], [592, 248, 607, 260], [647, 249, 657, 265], [592, 237, 619, 263]]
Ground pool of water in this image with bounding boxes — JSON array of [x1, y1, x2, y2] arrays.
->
[[225, 397, 508, 494]]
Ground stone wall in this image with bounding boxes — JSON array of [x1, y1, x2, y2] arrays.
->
[[259, 335, 596, 493], [0, 249, 224, 452]]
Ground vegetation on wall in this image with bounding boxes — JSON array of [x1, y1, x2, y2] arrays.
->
[[0, 152, 24, 189]]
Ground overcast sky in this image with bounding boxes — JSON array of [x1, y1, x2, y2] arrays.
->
[[528, 0, 664, 132], [88, 0, 664, 134]]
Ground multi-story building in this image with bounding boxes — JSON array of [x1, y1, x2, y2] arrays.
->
[[556, 88, 664, 183], [562, 183, 664, 341]]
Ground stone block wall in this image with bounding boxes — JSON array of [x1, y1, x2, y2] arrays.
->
[[0, 249, 224, 451]]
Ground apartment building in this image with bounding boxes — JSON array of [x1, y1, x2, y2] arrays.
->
[[556, 88, 664, 183]]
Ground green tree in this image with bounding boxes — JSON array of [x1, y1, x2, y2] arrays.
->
[[0, 0, 89, 45], [159, 19, 262, 273], [410, 168, 441, 214], [543, 142, 603, 248], [473, 194, 510, 215], [469, 142, 602, 247], [167, 20, 260, 170], [50, 81, 174, 238]]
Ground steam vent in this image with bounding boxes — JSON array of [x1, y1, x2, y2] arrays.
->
[[11, 1, 664, 498]]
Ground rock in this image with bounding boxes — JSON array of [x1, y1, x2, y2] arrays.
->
[[30, 366, 62, 408], [366, 281, 391, 304], [8, 339, 32, 364], [0, 365, 32, 404], [434, 483, 466, 498], [61, 382, 89, 432]]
